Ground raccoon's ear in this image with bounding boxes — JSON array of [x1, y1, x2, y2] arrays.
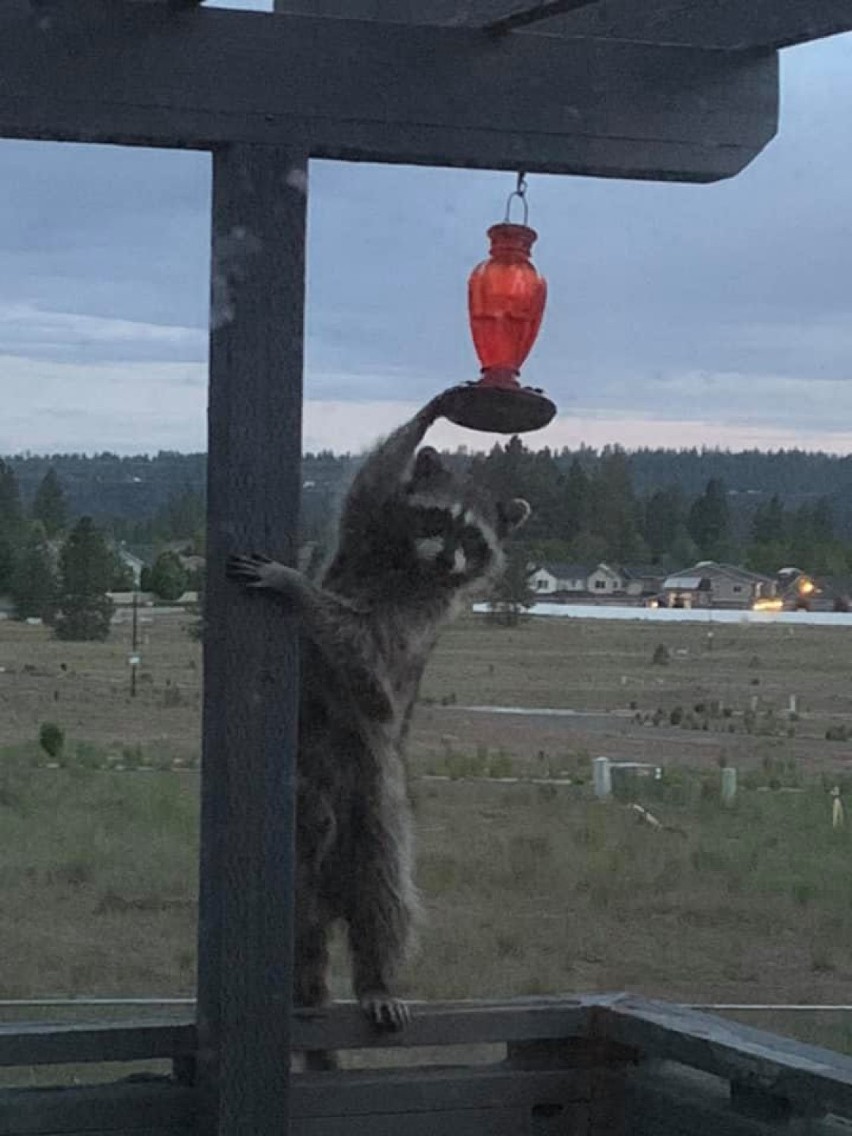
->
[[499, 498, 531, 534], [410, 446, 444, 483]]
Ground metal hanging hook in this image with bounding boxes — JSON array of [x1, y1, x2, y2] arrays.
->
[[503, 170, 529, 226]]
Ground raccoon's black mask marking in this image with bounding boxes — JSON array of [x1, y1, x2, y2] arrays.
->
[[401, 446, 507, 587]]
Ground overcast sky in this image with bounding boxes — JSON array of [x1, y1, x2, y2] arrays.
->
[[1, 5, 850, 456]]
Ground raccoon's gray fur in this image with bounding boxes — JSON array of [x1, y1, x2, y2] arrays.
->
[[227, 392, 530, 1063]]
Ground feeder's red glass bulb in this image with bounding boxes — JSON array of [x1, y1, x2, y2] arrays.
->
[[442, 219, 554, 434], [467, 223, 547, 389]]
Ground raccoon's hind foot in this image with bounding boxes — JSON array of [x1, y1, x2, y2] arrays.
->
[[359, 992, 411, 1031]]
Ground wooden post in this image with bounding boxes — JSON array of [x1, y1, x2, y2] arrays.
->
[[129, 590, 140, 698], [197, 143, 307, 1136]]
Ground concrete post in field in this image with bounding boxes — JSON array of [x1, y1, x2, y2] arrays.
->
[[593, 757, 612, 800], [832, 786, 845, 829], [721, 766, 737, 805]]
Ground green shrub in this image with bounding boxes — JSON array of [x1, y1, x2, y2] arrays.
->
[[39, 721, 65, 760], [488, 752, 514, 779]]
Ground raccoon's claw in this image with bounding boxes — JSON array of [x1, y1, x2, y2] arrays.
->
[[359, 993, 411, 1031]]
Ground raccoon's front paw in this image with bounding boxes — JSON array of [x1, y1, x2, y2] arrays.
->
[[359, 992, 411, 1031], [424, 385, 468, 424], [226, 552, 275, 588]]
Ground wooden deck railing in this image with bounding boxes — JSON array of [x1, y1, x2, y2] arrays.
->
[[2, 994, 852, 1134]]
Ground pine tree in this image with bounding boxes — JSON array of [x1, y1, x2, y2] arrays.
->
[[687, 478, 731, 560], [488, 545, 535, 626], [107, 548, 136, 591], [156, 487, 205, 544], [589, 448, 642, 562], [559, 459, 590, 546], [810, 498, 835, 544], [54, 517, 114, 641], [643, 487, 685, 563], [10, 521, 58, 622], [148, 551, 189, 601], [31, 468, 68, 538], [746, 494, 789, 574], [750, 495, 786, 545], [669, 526, 700, 569], [0, 459, 23, 593]]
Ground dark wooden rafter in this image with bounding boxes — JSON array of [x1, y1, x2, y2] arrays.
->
[[0, 4, 778, 184], [272, 0, 852, 49], [483, 0, 603, 35], [540, 0, 852, 50]]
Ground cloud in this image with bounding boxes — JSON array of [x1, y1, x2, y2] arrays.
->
[[0, 354, 207, 455], [5, 344, 852, 456], [0, 28, 850, 454], [0, 303, 205, 363]]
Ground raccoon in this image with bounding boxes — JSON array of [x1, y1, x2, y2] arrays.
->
[[227, 391, 530, 1062]]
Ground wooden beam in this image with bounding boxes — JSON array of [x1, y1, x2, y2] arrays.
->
[[270, 0, 852, 45], [197, 143, 306, 1136], [289, 0, 604, 31], [292, 997, 593, 1052], [625, 1063, 847, 1135], [484, 0, 602, 35], [290, 1065, 593, 1132], [0, 999, 591, 1070], [537, 0, 852, 49], [0, 1079, 193, 1136], [0, 1019, 195, 1068], [0, 6, 778, 182], [597, 995, 852, 1121]]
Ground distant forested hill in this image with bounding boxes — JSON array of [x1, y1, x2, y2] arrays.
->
[[5, 443, 852, 564], [7, 452, 207, 522]]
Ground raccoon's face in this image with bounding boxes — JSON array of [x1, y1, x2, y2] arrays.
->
[[401, 447, 530, 590]]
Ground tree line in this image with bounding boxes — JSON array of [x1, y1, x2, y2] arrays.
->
[[4, 437, 852, 640], [0, 463, 200, 640], [7, 442, 852, 538], [464, 439, 852, 578]]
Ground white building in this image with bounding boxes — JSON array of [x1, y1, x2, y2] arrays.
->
[[529, 563, 590, 595]]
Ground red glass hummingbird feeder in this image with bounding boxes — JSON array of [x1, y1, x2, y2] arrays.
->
[[443, 174, 556, 434]]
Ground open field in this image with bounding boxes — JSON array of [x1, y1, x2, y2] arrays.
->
[[2, 609, 852, 1068], [5, 609, 852, 775]]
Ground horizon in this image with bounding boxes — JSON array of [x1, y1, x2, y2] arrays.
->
[[7, 430, 852, 462]]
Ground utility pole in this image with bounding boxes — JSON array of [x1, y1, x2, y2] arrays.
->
[[130, 589, 140, 697]]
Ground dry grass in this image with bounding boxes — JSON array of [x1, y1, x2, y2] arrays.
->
[[0, 610, 201, 760], [3, 610, 852, 1058]]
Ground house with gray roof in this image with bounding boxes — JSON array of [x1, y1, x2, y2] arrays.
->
[[662, 562, 777, 609], [529, 562, 590, 596]]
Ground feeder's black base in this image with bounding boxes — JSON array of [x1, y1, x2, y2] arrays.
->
[[441, 382, 556, 434]]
